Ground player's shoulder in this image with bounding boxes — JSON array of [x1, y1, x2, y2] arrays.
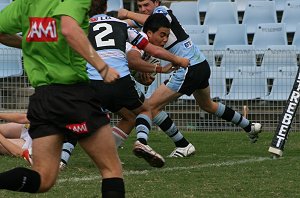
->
[[153, 6, 169, 14]]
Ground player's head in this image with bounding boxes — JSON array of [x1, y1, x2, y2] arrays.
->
[[89, 0, 108, 17], [143, 13, 170, 47], [136, 0, 161, 15]]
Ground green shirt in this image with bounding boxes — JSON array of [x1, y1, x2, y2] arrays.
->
[[0, 0, 91, 87]]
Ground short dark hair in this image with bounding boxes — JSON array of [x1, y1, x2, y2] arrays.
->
[[143, 13, 170, 33], [137, 0, 161, 6], [89, 0, 108, 17]]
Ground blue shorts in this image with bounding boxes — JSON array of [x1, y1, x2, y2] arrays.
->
[[166, 60, 211, 96]]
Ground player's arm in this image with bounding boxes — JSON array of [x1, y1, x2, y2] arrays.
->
[[60, 16, 120, 83], [0, 33, 22, 49], [127, 49, 174, 73], [0, 113, 29, 124], [0, 133, 23, 157], [118, 8, 149, 25], [143, 42, 189, 68]]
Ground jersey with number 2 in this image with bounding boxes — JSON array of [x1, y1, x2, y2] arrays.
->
[[86, 14, 149, 80]]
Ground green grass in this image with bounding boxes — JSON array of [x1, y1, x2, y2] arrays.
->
[[1, 131, 300, 198]]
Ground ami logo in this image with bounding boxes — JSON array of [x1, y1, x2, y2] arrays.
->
[[66, 122, 88, 134], [26, 17, 58, 42]]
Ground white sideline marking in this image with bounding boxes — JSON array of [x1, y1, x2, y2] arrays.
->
[[58, 157, 271, 183]]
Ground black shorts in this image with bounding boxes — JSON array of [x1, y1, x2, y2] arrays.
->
[[27, 83, 110, 140], [90, 75, 145, 113], [178, 60, 211, 96]]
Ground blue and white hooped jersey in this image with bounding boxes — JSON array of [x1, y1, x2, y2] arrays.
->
[[153, 6, 206, 66], [87, 14, 149, 80]]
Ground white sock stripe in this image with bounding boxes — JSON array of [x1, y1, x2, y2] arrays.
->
[[112, 127, 128, 140]]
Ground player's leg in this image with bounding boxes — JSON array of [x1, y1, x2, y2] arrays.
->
[[0, 133, 64, 193], [79, 124, 125, 198], [193, 87, 262, 143], [0, 137, 24, 156], [113, 108, 136, 147], [0, 123, 23, 139], [148, 83, 196, 157], [60, 138, 78, 170]]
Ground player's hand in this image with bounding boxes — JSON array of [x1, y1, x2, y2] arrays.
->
[[118, 8, 129, 19], [173, 57, 190, 69], [136, 72, 155, 86], [99, 66, 120, 83], [162, 63, 177, 73]]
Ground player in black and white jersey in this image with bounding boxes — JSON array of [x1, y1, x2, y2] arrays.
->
[[118, 0, 262, 161], [86, 0, 189, 168]]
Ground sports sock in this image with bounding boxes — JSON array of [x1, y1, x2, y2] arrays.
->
[[0, 167, 40, 193], [136, 114, 151, 145], [214, 103, 251, 132], [112, 126, 128, 147], [153, 111, 189, 147], [102, 177, 125, 198], [61, 140, 76, 165]]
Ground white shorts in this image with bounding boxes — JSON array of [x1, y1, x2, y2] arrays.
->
[[20, 124, 32, 150]]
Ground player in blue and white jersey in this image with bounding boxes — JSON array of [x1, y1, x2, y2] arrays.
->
[[118, 1, 262, 160], [86, 0, 189, 168]]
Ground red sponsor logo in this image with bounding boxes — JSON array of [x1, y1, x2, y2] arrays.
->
[[66, 122, 88, 134], [26, 17, 58, 42]]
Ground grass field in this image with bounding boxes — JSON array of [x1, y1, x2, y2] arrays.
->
[[1, 130, 300, 198]]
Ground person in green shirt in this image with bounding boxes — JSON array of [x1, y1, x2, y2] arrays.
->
[[0, 0, 125, 197]]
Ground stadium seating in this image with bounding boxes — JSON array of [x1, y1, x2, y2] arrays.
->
[[197, 45, 216, 68], [197, 0, 231, 13], [220, 45, 256, 78], [292, 23, 300, 53], [170, 1, 200, 25], [213, 24, 248, 51], [0, 2, 9, 10], [0, 0, 11, 3], [260, 45, 298, 78], [0, 45, 23, 78], [203, 2, 238, 34], [242, 1, 277, 34], [221, 67, 267, 100], [252, 23, 287, 51], [183, 25, 209, 45], [107, 0, 123, 12], [209, 67, 227, 99], [281, 0, 300, 33], [235, 0, 266, 12], [272, 0, 286, 12], [261, 66, 298, 101]]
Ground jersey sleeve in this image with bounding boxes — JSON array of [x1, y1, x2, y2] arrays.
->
[[153, 6, 172, 23], [127, 25, 148, 50], [126, 42, 144, 56], [52, 0, 91, 24], [0, 1, 22, 34]]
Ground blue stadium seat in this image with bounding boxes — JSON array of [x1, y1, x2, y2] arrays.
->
[[107, 0, 123, 12], [281, 0, 300, 33], [242, 1, 277, 34], [292, 23, 300, 54], [0, 45, 23, 78], [213, 24, 248, 51], [197, 0, 231, 13], [261, 66, 298, 101], [203, 2, 238, 34], [209, 67, 227, 99], [260, 45, 298, 78], [183, 25, 209, 45], [220, 45, 256, 78], [252, 23, 287, 51], [170, 1, 200, 25], [197, 45, 216, 68], [221, 67, 267, 100]]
